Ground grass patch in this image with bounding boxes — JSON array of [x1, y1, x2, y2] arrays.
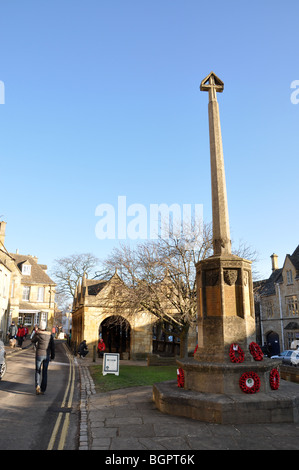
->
[[89, 365, 178, 393]]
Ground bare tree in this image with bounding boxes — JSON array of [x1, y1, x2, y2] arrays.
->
[[104, 222, 213, 358], [50, 253, 100, 301], [103, 219, 259, 358], [232, 239, 260, 280]]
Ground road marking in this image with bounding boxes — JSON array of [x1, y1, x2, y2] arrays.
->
[[58, 412, 70, 450], [47, 412, 63, 450], [47, 344, 75, 450]]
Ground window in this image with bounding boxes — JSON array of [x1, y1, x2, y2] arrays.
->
[[22, 286, 30, 301], [287, 270, 293, 284], [287, 296, 298, 316], [24, 314, 32, 326], [34, 312, 40, 325], [22, 264, 31, 276], [37, 287, 45, 302], [287, 331, 299, 349]]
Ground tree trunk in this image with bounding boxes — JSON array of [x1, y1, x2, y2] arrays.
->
[[179, 324, 189, 358]]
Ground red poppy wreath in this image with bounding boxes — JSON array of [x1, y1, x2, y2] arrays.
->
[[269, 368, 280, 390], [177, 368, 184, 388], [229, 343, 245, 363], [249, 342, 264, 361], [239, 371, 261, 394]]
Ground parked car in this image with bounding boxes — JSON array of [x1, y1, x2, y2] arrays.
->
[[0, 340, 6, 380], [271, 350, 290, 359], [282, 349, 299, 367], [277, 349, 299, 367]]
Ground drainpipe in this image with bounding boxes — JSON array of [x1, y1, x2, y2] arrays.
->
[[260, 303, 264, 344], [276, 282, 285, 351]]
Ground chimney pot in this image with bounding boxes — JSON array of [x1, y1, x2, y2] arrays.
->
[[271, 253, 279, 272]]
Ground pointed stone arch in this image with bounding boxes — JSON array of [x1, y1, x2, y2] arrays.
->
[[266, 330, 280, 356], [99, 315, 131, 359]]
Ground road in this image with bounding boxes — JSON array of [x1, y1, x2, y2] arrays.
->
[[0, 341, 80, 450]]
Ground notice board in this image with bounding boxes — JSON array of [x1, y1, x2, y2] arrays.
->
[[103, 353, 120, 376]]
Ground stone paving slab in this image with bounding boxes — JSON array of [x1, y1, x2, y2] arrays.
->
[[77, 359, 299, 451], [86, 384, 299, 450]]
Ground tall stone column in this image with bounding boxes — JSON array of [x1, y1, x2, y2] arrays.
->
[[201, 73, 231, 255], [192, 73, 255, 372]]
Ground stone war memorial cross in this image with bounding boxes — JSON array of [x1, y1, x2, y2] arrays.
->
[[200, 72, 231, 256], [153, 72, 299, 424]]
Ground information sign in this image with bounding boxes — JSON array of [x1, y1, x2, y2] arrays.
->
[[103, 353, 120, 376]]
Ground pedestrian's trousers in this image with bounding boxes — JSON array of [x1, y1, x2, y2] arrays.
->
[[35, 355, 50, 392]]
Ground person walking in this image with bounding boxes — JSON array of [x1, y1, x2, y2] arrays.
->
[[24, 326, 29, 339], [17, 324, 26, 347], [8, 321, 17, 340], [31, 320, 55, 395]]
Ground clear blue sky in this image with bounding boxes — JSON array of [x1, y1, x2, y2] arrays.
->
[[0, 0, 298, 280]]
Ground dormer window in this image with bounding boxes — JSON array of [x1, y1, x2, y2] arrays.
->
[[22, 264, 31, 276]]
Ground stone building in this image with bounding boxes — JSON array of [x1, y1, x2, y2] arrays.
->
[[9, 252, 56, 331], [0, 225, 12, 337], [72, 272, 155, 360], [71, 271, 197, 360], [0, 222, 22, 337], [254, 245, 299, 355], [0, 260, 11, 337], [0, 218, 56, 334]]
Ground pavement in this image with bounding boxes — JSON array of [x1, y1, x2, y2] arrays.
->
[[77, 353, 299, 452], [5, 340, 299, 451]]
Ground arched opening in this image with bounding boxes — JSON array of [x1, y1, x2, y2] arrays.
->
[[152, 320, 180, 356], [266, 331, 280, 356], [99, 316, 131, 359]]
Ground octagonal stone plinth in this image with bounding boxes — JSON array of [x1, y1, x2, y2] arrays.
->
[[153, 379, 299, 424], [176, 357, 281, 394]]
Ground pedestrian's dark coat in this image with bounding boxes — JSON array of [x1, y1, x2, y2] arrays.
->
[[31, 330, 55, 359]]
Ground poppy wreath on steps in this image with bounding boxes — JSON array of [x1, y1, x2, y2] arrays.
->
[[229, 343, 245, 363], [239, 371, 261, 394], [269, 368, 280, 390], [249, 342, 264, 361], [177, 368, 184, 388]]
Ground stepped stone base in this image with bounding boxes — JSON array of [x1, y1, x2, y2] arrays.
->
[[153, 379, 299, 424], [176, 357, 281, 394]]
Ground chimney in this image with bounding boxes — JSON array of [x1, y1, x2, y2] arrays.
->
[[271, 253, 279, 272], [0, 221, 7, 246]]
